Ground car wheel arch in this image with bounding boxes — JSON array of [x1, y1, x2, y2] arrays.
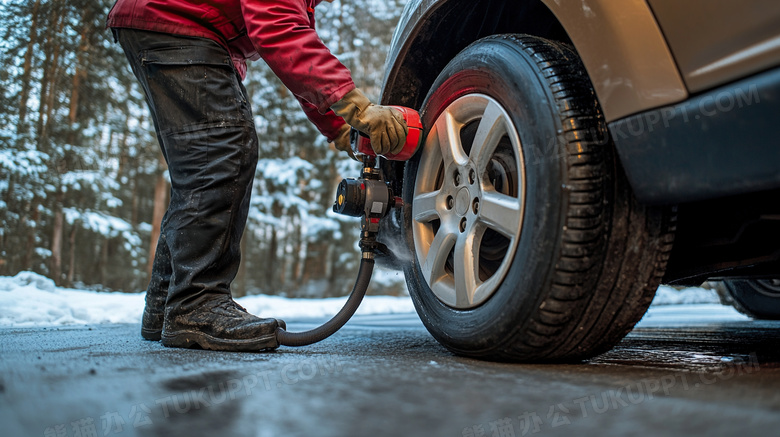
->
[[381, 0, 687, 122], [381, 0, 571, 111]]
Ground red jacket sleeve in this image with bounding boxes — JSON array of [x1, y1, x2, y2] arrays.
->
[[298, 97, 347, 142], [241, 0, 356, 114]]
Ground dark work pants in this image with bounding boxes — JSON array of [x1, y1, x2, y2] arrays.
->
[[115, 29, 258, 313]]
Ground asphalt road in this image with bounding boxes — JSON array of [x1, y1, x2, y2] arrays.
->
[[2, 304, 780, 437]]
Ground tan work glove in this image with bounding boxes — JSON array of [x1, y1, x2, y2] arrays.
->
[[331, 88, 408, 156], [331, 123, 356, 160]]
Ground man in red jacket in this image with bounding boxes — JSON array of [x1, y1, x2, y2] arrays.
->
[[107, 0, 407, 352]]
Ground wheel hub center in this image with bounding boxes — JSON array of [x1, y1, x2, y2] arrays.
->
[[455, 187, 471, 216]]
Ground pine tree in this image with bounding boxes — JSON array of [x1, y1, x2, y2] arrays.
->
[[0, 0, 408, 295]]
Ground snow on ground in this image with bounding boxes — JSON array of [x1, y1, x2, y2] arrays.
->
[[0, 271, 415, 328], [651, 285, 721, 305], [0, 271, 723, 328], [638, 304, 749, 327]]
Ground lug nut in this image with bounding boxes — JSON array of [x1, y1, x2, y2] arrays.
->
[[459, 218, 467, 233], [446, 196, 454, 210], [472, 198, 480, 214], [469, 168, 476, 185], [454, 171, 461, 186]]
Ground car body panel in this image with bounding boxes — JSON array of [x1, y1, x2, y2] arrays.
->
[[610, 65, 780, 205], [382, 0, 688, 121], [382, 0, 571, 112], [380, 0, 780, 283], [648, 0, 780, 93], [541, 0, 687, 120]]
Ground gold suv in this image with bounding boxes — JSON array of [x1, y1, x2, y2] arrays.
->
[[377, 0, 780, 361]]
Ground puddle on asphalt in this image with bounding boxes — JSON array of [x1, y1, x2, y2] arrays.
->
[[588, 324, 780, 371]]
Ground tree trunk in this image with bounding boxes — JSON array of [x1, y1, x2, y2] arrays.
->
[[291, 216, 303, 284], [100, 237, 109, 286], [297, 237, 308, 283], [131, 175, 139, 228], [279, 218, 290, 290], [117, 131, 128, 183], [16, 0, 42, 139], [267, 227, 278, 291], [67, 225, 77, 286], [24, 201, 39, 271], [34, 0, 66, 149], [35, 2, 61, 147], [4, 175, 14, 217], [39, 12, 65, 149], [35, 40, 51, 145], [147, 156, 168, 277], [67, 6, 90, 141], [325, 238, 334, 281], [276, 83, 288, 154], [0, 222, 5, 275], [50, 200, 64, 284]]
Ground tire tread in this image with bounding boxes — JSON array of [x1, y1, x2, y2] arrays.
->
[[491, 35, 675, 361], [405, 33, 676, 363]]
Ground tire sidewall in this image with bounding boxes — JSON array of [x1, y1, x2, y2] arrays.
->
[[727, 280, 780, 320], [403, 37, 569, 355]]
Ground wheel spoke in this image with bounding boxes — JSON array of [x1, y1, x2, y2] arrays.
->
[[429, 279, 456, 306], [479, 191, 522, 238], [453, 221, 483, 307], [413, 93, 525, 309], [470, 100, 505, 167], [413, 190, 441, 223], [420, 228, 457, 284], [435, 111, 467, 168]]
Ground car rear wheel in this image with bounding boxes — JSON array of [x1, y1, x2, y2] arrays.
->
[[402, 35, 676, 362], [717, 279, 780, 320]]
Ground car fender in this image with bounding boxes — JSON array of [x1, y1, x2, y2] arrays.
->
[[381, 0, 687, 122]]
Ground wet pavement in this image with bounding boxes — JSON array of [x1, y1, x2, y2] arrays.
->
[[2, 304, 779, 437]]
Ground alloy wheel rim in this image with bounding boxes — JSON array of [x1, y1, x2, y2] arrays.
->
[[412, 94, 525, 309]]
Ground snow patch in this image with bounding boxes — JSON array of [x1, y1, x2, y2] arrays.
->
[[0, 272, 726, 328], [651, 285, 721, 305], [0, 272, 143, 326], [2, 271, 57, 292], [0, 272, 414, 328], [238, 294, 414, 320]]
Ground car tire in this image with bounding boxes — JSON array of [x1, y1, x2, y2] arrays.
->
[[402, 35, 676, 362], [717, 279, 780, 320]]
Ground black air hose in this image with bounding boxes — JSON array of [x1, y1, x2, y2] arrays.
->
[[276, 256, 375, 347]]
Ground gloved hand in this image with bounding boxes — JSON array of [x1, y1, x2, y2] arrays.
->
[[331, 123, 356, 160], [330, 88, 408, 156]]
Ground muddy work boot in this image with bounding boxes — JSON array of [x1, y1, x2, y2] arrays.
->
[[141, 301, 165, 341], [141, 237, 173, 341], [161, 295, 282, 352]]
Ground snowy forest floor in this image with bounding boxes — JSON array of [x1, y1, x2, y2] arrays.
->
[[0, 271, 725, 327]]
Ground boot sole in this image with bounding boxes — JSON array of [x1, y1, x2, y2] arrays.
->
[[141, 328, 162, 341], [161, 330, 278, 352]]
